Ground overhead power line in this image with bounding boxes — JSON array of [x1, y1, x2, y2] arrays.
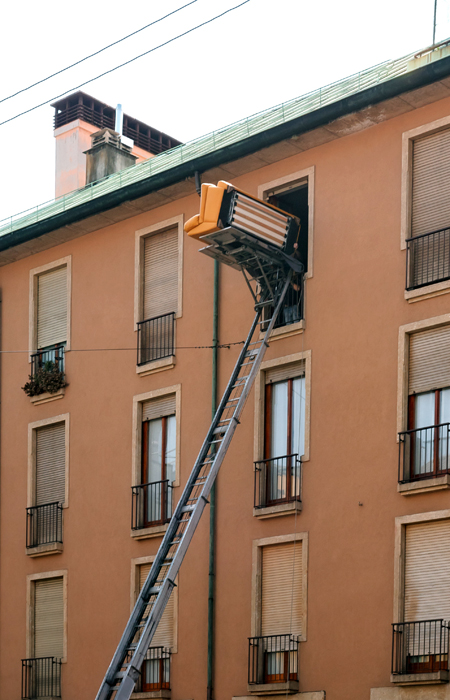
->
[[0, 1, 198, 105], [0, 0, 251, 128], [0, 341, 244, 354]]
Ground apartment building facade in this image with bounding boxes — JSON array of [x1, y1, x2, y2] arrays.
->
[[2, 42, 450, 700]]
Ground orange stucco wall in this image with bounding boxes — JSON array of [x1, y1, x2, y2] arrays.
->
[[3, 93, 450, 700]]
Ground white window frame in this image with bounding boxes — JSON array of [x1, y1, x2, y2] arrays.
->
[[29, 256, 72, 359], [26, 570, 68, 662], [130, 556, 178, 653], [27, 414, 70, 509], [251, 533, 308, 641]]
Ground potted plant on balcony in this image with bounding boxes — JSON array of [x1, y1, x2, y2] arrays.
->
[[22, 360, 67, 397]]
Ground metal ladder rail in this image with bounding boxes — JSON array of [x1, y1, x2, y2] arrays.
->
[[96, 270, 293, 700]]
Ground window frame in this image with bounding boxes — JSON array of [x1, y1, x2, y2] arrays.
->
[[27, 414, 70, 510], [401, 116, 450, 302], [394, 509, 450, 624], [254, 352, 311, 464], [251, 533, 308, 642], [130, 556, 178, 654], [29, 256, 72, 359], [134, 215, 184, 331], [26, 570, 68, 663], [131, 386, 181, 539]]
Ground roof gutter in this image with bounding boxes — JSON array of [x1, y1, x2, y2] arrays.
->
[[3, 56, 450, 252]]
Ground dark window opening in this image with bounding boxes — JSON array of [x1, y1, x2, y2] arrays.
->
[[267, 183, 309, 272]]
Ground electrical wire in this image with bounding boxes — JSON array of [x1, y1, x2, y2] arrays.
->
[[0, 0, 251, 127], [0, 341, 245, 354], [0, 1, 198, 105]]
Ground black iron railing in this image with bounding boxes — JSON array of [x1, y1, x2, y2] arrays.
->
[[133, 647, 171, 692], [132, 480, 173, 530], [31, 343, 65, 376], [248, 635, 299, 685], [26, 502, 63, 549], [22, 657, 62, 699], [406, 227, 450, 290], [137, 313, 175, 366], [392, 620, 449, 675], [254, 454, 301, 508], [266, 270, 304, 330], [398, 423, 450, 483]]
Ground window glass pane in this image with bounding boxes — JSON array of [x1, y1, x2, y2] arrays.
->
[[147, 419, 162, 482], [440, 388, 450, 424], [439, 388, 450, 469], [291, 377, 305, 457], [414, 392, 435, 475], [414, 392, 435, 428], [165, 415, 176, 484], [271, 382, 288, 458]]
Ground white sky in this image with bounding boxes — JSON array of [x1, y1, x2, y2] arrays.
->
[[0, 0, 449, 224]]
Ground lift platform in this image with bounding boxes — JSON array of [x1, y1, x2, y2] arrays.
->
[[95, 182, 304, 700]]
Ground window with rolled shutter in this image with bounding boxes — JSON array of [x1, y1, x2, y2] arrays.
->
[[142, 395, 176, 422], [404, 520, 450, 621], [412, 129, 450, 238], [143, 229, 178, 321], [36, 423, 65, 506], [139, 563, 174, 648], [34, 578, 64, 658], [409, 325, 450, 395], [261, 541, 303, 637], [37, 267, 67, 349]]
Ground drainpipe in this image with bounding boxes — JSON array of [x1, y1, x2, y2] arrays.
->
[[207, 259, 219, 700]]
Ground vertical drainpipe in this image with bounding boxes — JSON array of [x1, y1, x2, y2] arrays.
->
[[207, 259, 219, 700]]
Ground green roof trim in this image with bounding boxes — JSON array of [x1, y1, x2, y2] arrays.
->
[[1, 46, 450, 249]]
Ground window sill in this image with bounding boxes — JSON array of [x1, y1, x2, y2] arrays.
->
[[253, 501, 302, 519], [247, 681, 299, 695], [398, 474, 450, 495], [136, 356, 175, 377], [405, 278, 450, 303], [131, 524, 169, 540], [261, 320, 304, 343], [131, 691, 171, 699], [26, 542, 63, 557], [390, 671, 449, 685], [30, 387, 65, 406]]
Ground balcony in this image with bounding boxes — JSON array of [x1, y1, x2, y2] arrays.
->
[[254, 455, 302, 517], [264, 271, 304, 332], [248, 635, 299, 694], [31, 343, 65, 376], [398, 424, 450, 492], [391, 620, 449, 685], [26, 502, 63, 552], [22, 657, 61, 699], [133, 647, 171, 696], [406, 227, 450, 291], [132, 481, 173, 532], [137, 313, 175, 367]]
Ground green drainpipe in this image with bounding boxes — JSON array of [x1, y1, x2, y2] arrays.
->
[[207, 260, 219, 700]]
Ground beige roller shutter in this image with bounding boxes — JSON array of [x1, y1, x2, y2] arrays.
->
[[37, 267, 67, 349], [412, 129, 450, 237], [36, 423, 65, 506], [265, 361, 305, 385], [261, 541, 303, 637], [139, 564, 174, 648], [143, 229, 178, 320], [409, 325, 450, 394], [34, 578, 64, 658], [405, 519, 450, 621], [142, 395, 176, 422]]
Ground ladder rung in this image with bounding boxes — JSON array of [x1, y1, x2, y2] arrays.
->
[[181, 505, 195, 513]]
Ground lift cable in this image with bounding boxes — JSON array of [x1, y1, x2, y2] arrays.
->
[[0, 1, 198, 105], [0, 0, 251, 127]]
